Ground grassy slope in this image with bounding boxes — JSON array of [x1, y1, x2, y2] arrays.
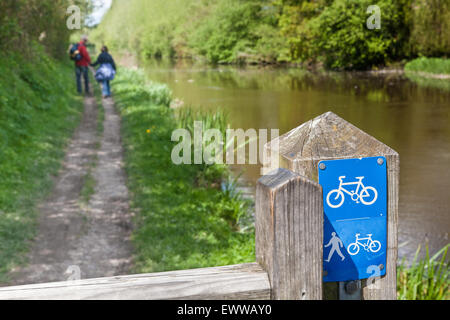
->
[[113, 68, 254, 273], [0, 46, 83, 282], [405, 57, 450, 75], [404, 57, 450, 91]]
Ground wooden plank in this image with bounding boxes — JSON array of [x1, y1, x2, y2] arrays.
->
[[362, 153, 399, 299], [256, 168, 323, 300], [0, 263, 270, 300], [264, 111, 399, 300]]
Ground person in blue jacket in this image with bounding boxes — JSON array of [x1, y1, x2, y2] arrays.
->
[[91, 46, 117, 98]]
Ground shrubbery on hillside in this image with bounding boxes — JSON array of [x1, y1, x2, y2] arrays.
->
[[93, 0, 450, 69]]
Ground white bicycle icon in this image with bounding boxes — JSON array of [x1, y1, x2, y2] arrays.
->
[[326, 176, 377, 208], [347, 233, 381, 255]]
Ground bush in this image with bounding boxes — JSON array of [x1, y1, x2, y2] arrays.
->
[[409, 0, 450, 57], [189, 0, 259, 63], [287, 0, 411, 69]]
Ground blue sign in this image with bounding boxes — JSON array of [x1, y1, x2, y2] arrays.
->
[[318, 156, 387, 282]]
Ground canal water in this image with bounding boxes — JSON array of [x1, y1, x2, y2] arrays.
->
[[142, 59, 449, 262]]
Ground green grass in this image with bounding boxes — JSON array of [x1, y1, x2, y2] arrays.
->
[[404, 57, 450, 91], [397, 244, 449, 300], [405, 57, 450, 75], [113, 68, 254, 273], [0, 45, 83, 282]]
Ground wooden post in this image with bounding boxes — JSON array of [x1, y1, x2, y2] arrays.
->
[[256, 168, 323, 299], [263, 111, 399, 300]]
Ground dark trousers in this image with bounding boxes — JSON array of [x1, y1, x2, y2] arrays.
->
[[75, 66, 89, 94]]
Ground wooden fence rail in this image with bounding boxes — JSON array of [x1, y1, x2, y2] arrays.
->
[[0, 263, 270, 300], [0, 111, 398, 300]]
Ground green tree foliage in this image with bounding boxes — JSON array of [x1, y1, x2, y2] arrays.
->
[[91, 0, 192, 58], [94, 0, 450, 69], [93, 0, 285, 64], [409, 0, 450, 57], [279, 0, 412, 69], [188, 0, 283, 63], [277, 0, 330, 63], [0, 0, 92, 57]]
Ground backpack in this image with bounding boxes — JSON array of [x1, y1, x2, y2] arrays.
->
[[95, 63, 116, 82], [69, 43, 82, 61]]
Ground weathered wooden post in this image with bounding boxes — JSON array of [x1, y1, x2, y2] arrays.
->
[[263, 111, 399, 300], [256, 168, 323, 299]]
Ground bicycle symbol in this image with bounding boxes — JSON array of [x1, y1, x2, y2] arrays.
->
[[347, 233, 381, 255], [326, 176, 378, 208]]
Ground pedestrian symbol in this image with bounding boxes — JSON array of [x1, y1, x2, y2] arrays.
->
[[324, 232, 345, 262]]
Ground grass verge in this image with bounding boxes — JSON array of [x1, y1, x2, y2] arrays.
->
[[404, 57, 450, 91], [0, 45, 83, 282], [405, 57, 450, 75], [113, 68, 254, 273]]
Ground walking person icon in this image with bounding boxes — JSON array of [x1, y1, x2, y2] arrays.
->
[[324, 232, 345, 262]]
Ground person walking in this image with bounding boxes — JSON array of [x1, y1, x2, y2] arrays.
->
[[324, 232, 346, 262], [91, 46, 116, 98], [74, 35, 92, 95]]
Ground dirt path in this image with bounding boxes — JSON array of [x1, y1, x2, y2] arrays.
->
[[9, 92, 133, 285]]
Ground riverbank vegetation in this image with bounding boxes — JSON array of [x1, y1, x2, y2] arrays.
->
[[404, 57, 450, 91], [0, 0, 87, 281], [92, 0, 449, 69], [113, 68, 254, 273], [397, 244, 449, 300], [405, 57, 450, 76]]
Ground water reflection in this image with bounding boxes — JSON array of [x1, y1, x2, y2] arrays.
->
[[142, 59, 450, 262]]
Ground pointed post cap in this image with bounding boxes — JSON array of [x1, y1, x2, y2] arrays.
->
[[267, 111, 398, 164]]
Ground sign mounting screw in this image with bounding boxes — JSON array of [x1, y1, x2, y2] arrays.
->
[[344, 280, 360, 294], [377, 158, 384, 165], [319, 163, 326, 170]]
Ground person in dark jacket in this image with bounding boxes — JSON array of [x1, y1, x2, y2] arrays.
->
[[91, 46, 116, 98], [75, 35, 92, 95]]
